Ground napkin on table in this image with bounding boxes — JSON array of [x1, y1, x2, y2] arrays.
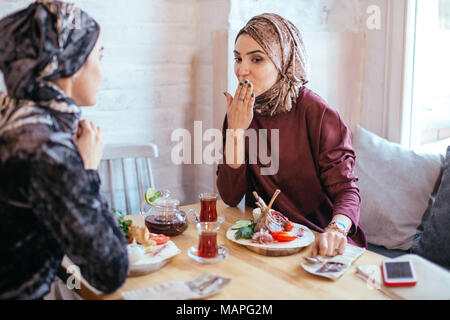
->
[[301, 245, 365, 280], [121, 272, 231, 300]]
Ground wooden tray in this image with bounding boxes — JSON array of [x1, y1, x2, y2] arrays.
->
[[225, 223, 315, 257]]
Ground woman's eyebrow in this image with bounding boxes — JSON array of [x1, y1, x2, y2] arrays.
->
[[233, 49, 265, 55], [246, 50, 265, 55]]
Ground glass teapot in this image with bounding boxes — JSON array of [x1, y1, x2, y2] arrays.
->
[[140, 189, 188, 236]]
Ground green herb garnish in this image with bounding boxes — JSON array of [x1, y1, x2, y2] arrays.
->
[[117, 216, 132, 239], [235, 223, 256, 240]]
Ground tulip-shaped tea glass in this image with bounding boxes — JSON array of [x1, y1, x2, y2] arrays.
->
[[187, 218, 229, 264], [199, 193, 218, 222], [188, 193, 221, 224]]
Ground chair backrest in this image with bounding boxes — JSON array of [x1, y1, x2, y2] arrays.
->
[[99, 143, 159, 215]]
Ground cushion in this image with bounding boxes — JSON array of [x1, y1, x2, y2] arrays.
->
[[352, 126, 444, 250], [367, 243, 409, 258], [412, 146, 450, 269]]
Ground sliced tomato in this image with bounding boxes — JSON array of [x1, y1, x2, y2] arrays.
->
[[148, 233, 170, 245], [271, 231, 297, 242], [283, 221, 294, 232]]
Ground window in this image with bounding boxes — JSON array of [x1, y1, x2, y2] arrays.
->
[[407, 0, 450, 155]]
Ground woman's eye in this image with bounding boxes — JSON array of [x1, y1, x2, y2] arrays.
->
[[234, 57, 242, 62], [252, 57, 262, 63]]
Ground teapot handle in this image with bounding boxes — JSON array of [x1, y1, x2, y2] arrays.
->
[[187, 208, 199, 223], [139, 199, 147, 218]]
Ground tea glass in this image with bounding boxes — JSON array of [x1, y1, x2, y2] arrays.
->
[[199, 193, 218, 222], [187, 218, 229, 264]]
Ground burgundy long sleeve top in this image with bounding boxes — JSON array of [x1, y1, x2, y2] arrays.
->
[[216, 87, 367, 248]]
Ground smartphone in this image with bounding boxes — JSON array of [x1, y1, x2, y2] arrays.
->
[[381, 259, 417, 287]]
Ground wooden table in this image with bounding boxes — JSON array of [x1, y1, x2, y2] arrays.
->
[[69, 201, 390, 300]]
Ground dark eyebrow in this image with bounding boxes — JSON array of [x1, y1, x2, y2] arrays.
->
[[246, 50, 265, 55], [233, 49, 265, 56]]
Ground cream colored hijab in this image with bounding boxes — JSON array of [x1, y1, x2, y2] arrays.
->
[[236, 13, 309, 117]]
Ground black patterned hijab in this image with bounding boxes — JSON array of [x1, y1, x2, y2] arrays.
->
[[0, 0, 100, 135]]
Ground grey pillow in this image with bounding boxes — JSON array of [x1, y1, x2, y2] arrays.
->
[[352, 126, 444, 250], [412, 146, 450, 269]]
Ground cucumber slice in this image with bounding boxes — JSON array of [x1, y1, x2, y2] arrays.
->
[[231, 220, 253, 230]]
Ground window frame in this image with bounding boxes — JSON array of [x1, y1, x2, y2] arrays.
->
[[399, 0, 418, 148], [378, 0, 416, 146]]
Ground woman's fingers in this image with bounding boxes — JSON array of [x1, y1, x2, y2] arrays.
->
[[312, 234, 327, 257], [244, 81, 255, 111], [225, 80, 255, 132], [313, 232, 346, 257], [75, 120, 104, 170], [235, 81, 243, 103], [78, 120, 102, 139], [326, 232, 346, 256], [226, 81, 243, 110], [243, 81, 252, 104], [79, 119, 89, 130], [319, 234, 328, 257], [328, 232, 340, 256], [238, 80, 248, 102], [80, 120, 94, 138], [74, 121, 84, 140], [338, 236, 347, 255], [224, 92, 233, 109], [311, 241, 318, 257], [96, 126, 103, 141]]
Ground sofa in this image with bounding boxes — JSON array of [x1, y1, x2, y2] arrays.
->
[[352, 126, 450, 270]]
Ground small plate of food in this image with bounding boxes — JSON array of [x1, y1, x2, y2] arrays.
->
[[126, 225, 181, 277], [225, 190, 315, 256]]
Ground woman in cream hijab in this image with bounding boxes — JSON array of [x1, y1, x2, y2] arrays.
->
[[217, 13, 367, 257]]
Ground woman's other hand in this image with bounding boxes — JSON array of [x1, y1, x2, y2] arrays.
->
[[224, 80, 256, 132], [73, 120, 104, 170], [311, 229, 347, 258]]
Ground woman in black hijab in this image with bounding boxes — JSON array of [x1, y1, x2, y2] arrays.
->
[[0, 0, 128, 299]]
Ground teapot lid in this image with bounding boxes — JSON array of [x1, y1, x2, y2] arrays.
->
[[152, 189, 180, 209]]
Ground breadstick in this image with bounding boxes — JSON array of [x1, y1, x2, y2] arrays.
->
[[267, 189, 281, 211]]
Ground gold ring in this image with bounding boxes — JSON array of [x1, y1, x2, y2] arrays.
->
[[238, 98, 245, 102]]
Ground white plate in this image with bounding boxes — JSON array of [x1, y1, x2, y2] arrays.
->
[[226, 222, 315, 256], [128, 241, 181, 277]]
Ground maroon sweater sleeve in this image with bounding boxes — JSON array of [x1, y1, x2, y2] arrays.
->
[[216, 116, 248, 207], [308, 102, 361, 234]]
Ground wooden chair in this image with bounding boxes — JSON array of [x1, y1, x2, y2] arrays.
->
[[99, 143, 159, 215]]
